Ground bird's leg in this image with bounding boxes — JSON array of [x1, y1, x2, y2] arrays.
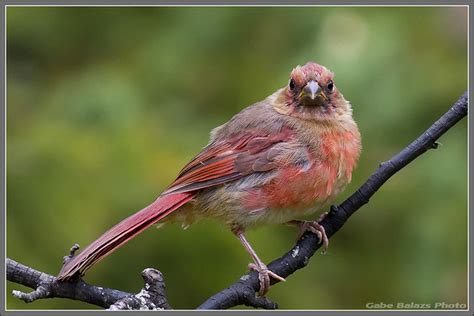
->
[[287, 212, 329, 252], [231, 226, 285, 296]]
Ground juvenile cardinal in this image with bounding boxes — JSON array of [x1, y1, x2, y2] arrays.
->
[[58, 62, 361, 296]]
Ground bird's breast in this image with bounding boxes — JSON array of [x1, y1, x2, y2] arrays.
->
[[243, 126, 361, 215], [185, 122, 361, 228]]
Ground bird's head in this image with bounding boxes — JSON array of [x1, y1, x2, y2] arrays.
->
[[273, 62, 352, 122]]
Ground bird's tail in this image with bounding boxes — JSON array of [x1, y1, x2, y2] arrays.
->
[[57, 192, 195, 281]]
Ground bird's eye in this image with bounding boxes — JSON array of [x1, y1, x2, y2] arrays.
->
[[327, 80, 334, 92], [289, 79, 296, 91]]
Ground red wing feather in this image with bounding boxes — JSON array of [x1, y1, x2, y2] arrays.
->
[[163, 127, 295, 195]]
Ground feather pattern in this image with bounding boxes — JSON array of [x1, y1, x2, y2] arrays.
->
[[162, 127, 296, 195]]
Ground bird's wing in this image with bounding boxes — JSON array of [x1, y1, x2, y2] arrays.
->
[[162, 126, 296, 195]]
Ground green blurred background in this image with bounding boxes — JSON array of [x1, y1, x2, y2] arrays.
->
[[6, 7, 467, 310]]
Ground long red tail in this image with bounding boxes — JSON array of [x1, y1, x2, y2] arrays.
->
[[57, 192, 195, 281]]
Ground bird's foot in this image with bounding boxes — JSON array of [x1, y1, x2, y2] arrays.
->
[[291, 213, 329, 252], [248, 262, 285, 296]]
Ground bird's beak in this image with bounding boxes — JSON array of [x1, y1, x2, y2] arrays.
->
[[302, 80, 321, 100]]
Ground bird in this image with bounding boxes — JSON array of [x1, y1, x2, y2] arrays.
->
[[57, 61, 361, 296]]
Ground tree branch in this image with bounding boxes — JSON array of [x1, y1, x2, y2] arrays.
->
[[6, 91, 467, 310], [7, 257, 171, 310], [197, 91, 468, 309]]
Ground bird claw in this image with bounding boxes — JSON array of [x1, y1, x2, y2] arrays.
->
[[295, 213, 329, 253], [248, 263, 286, 296]]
